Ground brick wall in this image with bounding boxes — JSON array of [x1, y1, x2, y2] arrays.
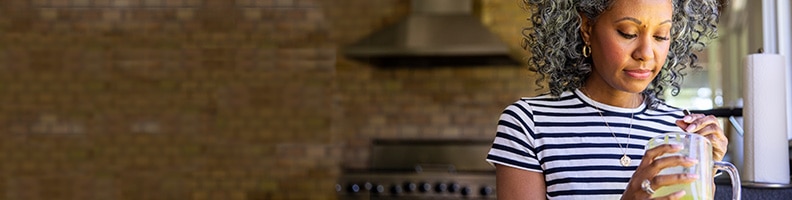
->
[[331, 0, 539, 169], [0, 0, 539, 199]]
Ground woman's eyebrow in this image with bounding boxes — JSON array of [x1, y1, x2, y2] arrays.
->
[[614, 17, 673, 26], [614, 17, 642, 24]]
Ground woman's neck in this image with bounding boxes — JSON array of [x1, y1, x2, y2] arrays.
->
[[580, 86, 643, 109]]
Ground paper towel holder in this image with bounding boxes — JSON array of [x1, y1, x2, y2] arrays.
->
[[719, 113, 792, 188], [727, 118, 792, 188], [697, 107, 792, 188]]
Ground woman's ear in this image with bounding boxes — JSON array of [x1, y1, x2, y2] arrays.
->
[[579, 13, 592, 44]]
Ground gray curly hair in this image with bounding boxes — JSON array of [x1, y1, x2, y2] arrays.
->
[[522, 0, 721, 108]]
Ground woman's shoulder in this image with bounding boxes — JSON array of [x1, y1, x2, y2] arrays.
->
[[517, 90, 577, 104], [645, 100, 685, 117], [504, 91, 580, 112]]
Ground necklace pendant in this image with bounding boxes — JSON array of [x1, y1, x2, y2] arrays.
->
[[620, 155, 631, 167]]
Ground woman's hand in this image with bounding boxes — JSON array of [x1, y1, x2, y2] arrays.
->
[[675, 113, 729, 161], [622, 144, 698, 200]]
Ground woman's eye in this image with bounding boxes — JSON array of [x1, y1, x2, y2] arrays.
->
[[617, 30, 637, 39], [654, 36, 670, 41]]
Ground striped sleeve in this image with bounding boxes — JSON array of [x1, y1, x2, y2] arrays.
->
[[486, 100, 542, 172]]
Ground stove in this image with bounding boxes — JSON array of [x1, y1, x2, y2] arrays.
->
[[336, 139, 497, 199]]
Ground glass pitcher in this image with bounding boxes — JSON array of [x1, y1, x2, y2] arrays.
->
[[645, 132, 741, 200]]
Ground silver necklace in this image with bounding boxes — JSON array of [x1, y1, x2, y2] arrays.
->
[[593, 106, 634, 167], [582, 88, 637, 167]]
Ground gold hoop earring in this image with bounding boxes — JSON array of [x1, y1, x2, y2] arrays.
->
[[582, 45, 591, 58]]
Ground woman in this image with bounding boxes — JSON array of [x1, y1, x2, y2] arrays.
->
[[486, 0, 726, 199]]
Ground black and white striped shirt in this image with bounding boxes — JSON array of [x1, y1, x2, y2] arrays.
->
[[486, 89, 685, 200]]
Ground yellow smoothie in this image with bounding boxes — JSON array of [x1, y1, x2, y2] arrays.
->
[[651, 181, 710, 200]]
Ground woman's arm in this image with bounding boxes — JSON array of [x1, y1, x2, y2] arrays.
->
[[495, 164, 546, 200]]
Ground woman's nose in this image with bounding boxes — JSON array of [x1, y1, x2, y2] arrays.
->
[[631, 37, 655, 62]]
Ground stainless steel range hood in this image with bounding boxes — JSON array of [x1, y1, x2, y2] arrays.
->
[[344, 0, 519, 66]]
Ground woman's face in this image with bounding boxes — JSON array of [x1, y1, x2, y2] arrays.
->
[[582, 0, 673, 94]]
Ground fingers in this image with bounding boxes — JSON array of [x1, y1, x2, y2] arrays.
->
[[679, 114, 716, 133], [691, 116, 723, 137], [700, 125, 728, 160], [680, 115, 724, 141], [646, 155, 698, 175], [644, 174, 695, 200], [639, 144, 683, 168], [629, 146, 695, 200], [679, 113, 703, 123], [651, 173, 699, 190], [677, 113, 728, 161], [688, 122, 727, 156]]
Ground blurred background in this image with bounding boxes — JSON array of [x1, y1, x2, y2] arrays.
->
[[0, 0, 787, 199], [0, 0, 532, 199]]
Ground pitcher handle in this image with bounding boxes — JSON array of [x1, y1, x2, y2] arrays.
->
[[714, 161, 741, 200]]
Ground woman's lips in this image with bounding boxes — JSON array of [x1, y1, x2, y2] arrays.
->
[[625, 70, 652, 79]]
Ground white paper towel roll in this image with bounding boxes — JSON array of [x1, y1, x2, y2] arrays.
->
[[743, 53, 790, 184]]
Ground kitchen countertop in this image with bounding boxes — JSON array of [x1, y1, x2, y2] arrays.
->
[[715, 178, 792, 199]]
